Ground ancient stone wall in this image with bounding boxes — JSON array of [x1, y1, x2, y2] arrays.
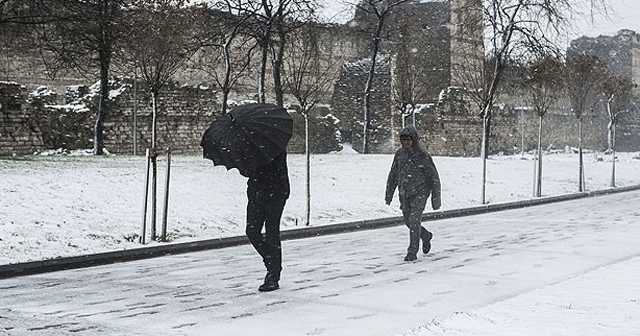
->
[[0, 82, 44, 155], [330, 58, 394, 153], [0, 81, 218, 155], [101, 82, 218, 154]]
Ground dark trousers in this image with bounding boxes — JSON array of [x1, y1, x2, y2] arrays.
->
[[245, 192, 286, 275], [400, 193, 430, 255]]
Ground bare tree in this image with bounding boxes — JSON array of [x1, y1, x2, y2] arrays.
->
[[195, 1, 258, 114], [525, 54, 564, 197], [36, 0, 128, 155], [124, 0, 202, 240], [283, 22, 344, 226], [601, 73, 635, 187], [351, 0, 411, 154], [454, 0, 606, 203], [565, 54, 607, 192], [229, 0, 317, 105], [267, 0, 318, 106], [0, 0, 56, 26]]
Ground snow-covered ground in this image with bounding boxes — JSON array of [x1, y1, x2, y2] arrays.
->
[[401, 256, 640, 336], [1, 150, 639, 264], [1, 189, 639, 335]]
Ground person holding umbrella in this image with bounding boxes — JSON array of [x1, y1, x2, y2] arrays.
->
[[201, 103, 293, 292], [385, 126, 441, 262]]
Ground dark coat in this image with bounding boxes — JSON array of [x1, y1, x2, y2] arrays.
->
[[247, 152, 290, 200], [385, 127, 441, 209]]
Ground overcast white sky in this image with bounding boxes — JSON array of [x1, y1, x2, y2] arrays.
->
[[318, 0, 640, 47]]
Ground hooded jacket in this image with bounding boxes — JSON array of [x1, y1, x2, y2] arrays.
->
[[385, 126, 441, 208]]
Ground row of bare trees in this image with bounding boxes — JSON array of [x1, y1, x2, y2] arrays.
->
[[524, 53, 635, 197], [2, 0, 341, 152], [2, 0, 350, 231], [451, 0, 631, 203]]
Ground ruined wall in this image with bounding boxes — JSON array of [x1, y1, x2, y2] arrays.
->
[[102, 82, 218, 154], [0, 82, 44, 155], [330, 58, 394, 153], [0, 81, 218, 155], [569, 29, 640, 95]]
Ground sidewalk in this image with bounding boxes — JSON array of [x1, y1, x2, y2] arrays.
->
[[401, 255, 640, 336], [1, 190, 639, 336]]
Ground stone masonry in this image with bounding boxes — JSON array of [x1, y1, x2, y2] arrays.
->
[[0, 82, 44, 155]]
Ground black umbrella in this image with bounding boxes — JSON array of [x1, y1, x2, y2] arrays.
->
[[200, 103, 293, 177]]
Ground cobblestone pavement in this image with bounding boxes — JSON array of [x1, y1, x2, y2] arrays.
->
[[2, 191, 640, 336]]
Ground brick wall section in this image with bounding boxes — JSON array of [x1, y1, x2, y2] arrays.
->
[[617, 110, 640, 151], [0, 82, 44, 155], [103, 83, 218, 154], [425, 104, 618, 157], [426, 115, 482, 156], [0, 81, 218, 155]]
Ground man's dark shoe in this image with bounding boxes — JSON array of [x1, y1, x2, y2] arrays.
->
[[422, 231, 433, 254], [258, 272, 280, 292], [404, 253, 417, 262]]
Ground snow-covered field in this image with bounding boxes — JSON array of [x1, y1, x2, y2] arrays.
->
[[1, 150, 639, 265]]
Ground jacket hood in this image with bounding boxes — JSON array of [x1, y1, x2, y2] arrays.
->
[[399, 126, 419, 142], [399, 126, 427, 153]]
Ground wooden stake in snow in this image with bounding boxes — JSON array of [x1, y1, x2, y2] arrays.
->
[[140, 148, 151, 244], [161, 148, 172, 241]]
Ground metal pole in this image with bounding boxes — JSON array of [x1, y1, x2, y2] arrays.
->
[[140, 148, 151, 244], [161, 147, 171, 241]]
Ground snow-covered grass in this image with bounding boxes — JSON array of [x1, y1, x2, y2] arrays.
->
[[1, 150, 639, 265]]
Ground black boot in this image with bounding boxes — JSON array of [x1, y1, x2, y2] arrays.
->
[[404, 253, 417, 262], [421, 231, 433, 254], [258, 271, 280, 292]]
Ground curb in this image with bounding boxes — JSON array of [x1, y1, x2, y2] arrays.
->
[[2, 184, 640, 279]]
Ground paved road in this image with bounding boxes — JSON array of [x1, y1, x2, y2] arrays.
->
[[2, 190, 640, 336]]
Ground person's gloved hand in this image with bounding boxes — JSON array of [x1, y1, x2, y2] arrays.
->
[[431, 195, 441, 210]]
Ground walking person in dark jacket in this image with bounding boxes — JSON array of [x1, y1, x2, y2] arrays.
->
[[245, 152, 290, 291], [385, 126, 441, 261]]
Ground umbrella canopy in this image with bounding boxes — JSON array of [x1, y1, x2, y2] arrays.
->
[[200, 103, 293, 177]]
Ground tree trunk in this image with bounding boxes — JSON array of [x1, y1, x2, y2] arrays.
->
[[305, 113, 310, 226], [133, 71, 138, 155], [94, 56, 110, 155], [532, 147, 537, 197], [480, 113, 489, 204], [221, 89, 230, 115], [578, 118, 584, 192], [362, 18, 385, 154], [221, 38, 233, 114], [606, 101, 613, 152], [607, 119, 614, 152], [272, 27, 286, 107], [536, 115, 543, 197], [258, 41, 268, 103], [611, 121, 616, 187], [150, 91, 158, 240]]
